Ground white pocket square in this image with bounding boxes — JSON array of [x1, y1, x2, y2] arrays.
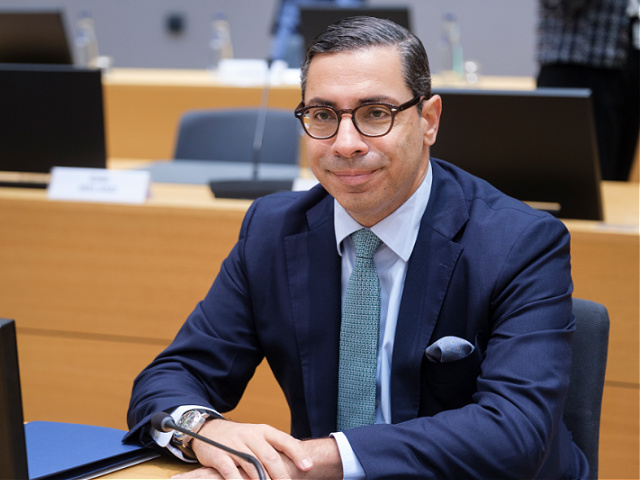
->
[[426, 336, 475, 363]]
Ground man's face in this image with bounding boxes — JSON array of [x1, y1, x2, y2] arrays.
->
[[303, 45, 441, 227]]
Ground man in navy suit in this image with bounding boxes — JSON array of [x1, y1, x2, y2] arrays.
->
[[126, 16, 589, 479]]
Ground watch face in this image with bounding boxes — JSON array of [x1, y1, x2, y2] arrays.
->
[[180, 410, 203, 431], [174, 410, 206, 445]]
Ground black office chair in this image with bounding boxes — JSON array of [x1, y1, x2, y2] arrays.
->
[[173, 108, 300, 165], [564, 298, 610, 480]]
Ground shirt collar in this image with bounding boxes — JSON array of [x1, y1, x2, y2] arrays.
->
[[334, 165, 433, 262]]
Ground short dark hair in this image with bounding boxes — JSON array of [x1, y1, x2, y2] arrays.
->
[[300, 16, 431, 105]]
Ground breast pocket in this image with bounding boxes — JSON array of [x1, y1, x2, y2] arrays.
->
[[419, 338, 484, 417]]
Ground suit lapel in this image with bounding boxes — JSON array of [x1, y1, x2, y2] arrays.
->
[[284, 194, 341, 437], [391, 160, 468, 423]]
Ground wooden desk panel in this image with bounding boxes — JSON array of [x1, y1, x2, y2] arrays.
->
[[568, 227, 639, 385], [599, 385, 640, 479], [0, 188, 247, 339], [17, 332, 168, 430]]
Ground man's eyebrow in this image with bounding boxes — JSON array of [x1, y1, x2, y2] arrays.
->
[[359, 95, 398, 104], [305, 97, 336, 107], [304, 95, 399, 107]]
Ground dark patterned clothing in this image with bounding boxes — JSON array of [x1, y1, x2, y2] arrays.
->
[[537, 0, 631, 69], [536, 0, 639, 180]]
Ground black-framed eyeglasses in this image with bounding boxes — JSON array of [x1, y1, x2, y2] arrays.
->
[[294, 95, 423, 140]]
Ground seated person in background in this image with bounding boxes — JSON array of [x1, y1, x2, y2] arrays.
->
[[126, 16, 589, 480]]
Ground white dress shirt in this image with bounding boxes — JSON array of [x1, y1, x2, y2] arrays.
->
[[332, 167, 432, 479]]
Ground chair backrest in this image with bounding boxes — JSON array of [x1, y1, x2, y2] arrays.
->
[[564, 298, 610, 480], [173, 108, 300, 165]]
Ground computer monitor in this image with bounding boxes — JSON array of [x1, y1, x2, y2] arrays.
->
[[299, 5, 412, 51], [0, 319, 28, 480], [0, 10, 73, 65], [430, 88, 603, 221], [0, 64, 106, 187]]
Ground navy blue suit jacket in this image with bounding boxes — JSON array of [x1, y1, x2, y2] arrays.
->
[[126, 158, 588, 479]]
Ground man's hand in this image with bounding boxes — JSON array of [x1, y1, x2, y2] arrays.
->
[[277, 438, 343, 480], [173, 419, 342, 479], [184, 419, 311, 479]]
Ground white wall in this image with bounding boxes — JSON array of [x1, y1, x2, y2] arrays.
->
[[0, 0, 539, 77]]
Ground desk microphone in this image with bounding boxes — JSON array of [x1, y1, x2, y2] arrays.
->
[[251, 58, 273, 181], [209, 58, 294, 200], [151, 411, 266, 480]]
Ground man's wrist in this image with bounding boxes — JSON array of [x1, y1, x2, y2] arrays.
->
[[298, 437, 344, 479], [190, 416, 227, 460]]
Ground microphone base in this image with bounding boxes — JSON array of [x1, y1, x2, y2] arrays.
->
[[0, 180, 48, 189], [209, 179, 294, 200]]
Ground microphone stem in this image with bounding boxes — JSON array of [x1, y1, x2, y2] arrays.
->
[[252, 61, 272, 181]]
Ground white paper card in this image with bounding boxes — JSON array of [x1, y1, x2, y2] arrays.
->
[[47, 167, 150, 204], [217, 59, 269, 85]]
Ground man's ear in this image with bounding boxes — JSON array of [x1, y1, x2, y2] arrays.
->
[[422, 95, 442, 147]]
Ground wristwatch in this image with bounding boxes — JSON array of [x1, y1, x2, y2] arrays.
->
[[171, 409, 216, 459]]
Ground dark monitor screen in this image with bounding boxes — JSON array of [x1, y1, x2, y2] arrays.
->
[[0, 64, 106, 182], [0, 10, 73, 65], [430, 88, 603, 221], [0, 319, 28, 480], [299, 6, 411, 51]]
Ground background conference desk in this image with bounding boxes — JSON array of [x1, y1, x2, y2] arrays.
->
[[102, 68, 639, 182], [0, 175, 637, 479], [102, 69, 538, 161]]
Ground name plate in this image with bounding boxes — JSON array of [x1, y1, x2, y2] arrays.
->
[[47, 167, 151, 204]]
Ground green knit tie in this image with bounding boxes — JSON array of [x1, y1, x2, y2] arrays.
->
[[337, 228, 382, 431]]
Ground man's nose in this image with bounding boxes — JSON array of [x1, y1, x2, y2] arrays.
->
[[331, 115, 368, 158]]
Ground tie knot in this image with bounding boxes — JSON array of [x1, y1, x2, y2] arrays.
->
[[351, 229, 381, 259]]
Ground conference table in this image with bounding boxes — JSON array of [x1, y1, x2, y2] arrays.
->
[[1, 68, 638, 478], [101, 67, 639, 181]]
